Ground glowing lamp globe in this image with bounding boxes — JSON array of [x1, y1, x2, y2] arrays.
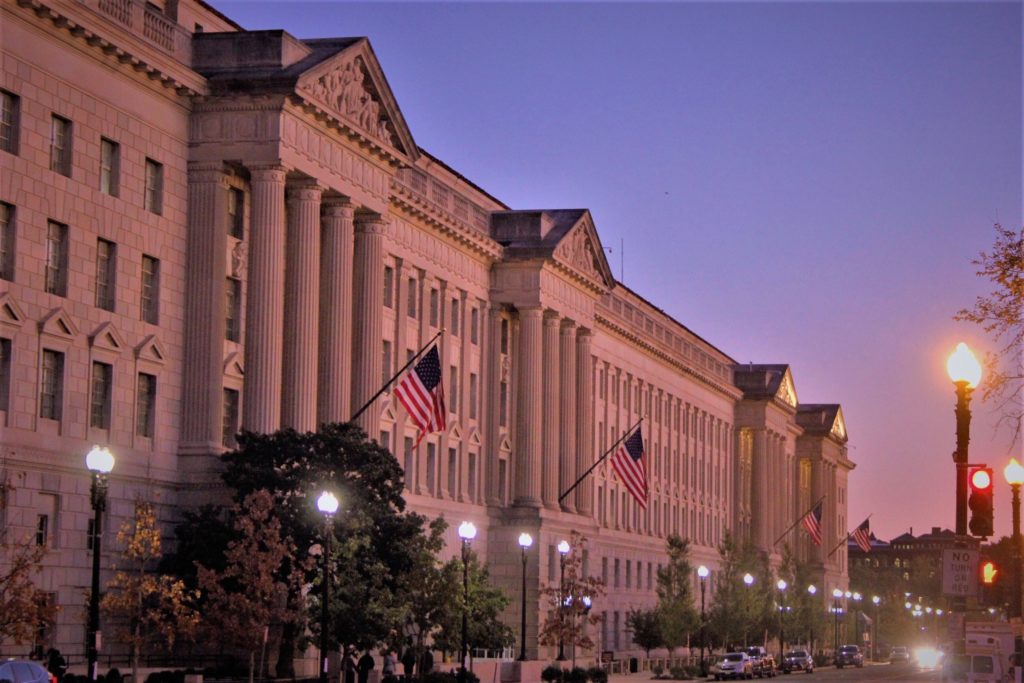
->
[[872, 595, 881, 605], [518, 532, 533, 549], [777, 579, 787, 591], [947, 342, 982, 387], [557, 540, 571, 555], [458, 521, 477, 541], [807, 585, 817, 595], [317, 491, 339, 515], [833, 588, 843, 599], [743, 573, 754, 586], [85, 445, 115, 473], [1005, 458, 1024, 487], [697, 565, 710, 579]]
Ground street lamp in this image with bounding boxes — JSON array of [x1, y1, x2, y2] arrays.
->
[[698, 566, 710, 675], [458, 521, 477, 673], [807, 585, 817, 654], [832, 588, 843, 661], [871, 596, 880, 661], [86, 446, 114, 683], [316, 491, 339, 683], [1005, 458, 1024, 619], [948, 342, 981, 538], [557, 540, 571, 661], [517, 533, 533, 661], [777, 580, 788, 658], [743, 573, 754, 646]]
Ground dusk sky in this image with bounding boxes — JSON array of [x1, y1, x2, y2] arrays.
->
[[215, 1, 1022, 541]]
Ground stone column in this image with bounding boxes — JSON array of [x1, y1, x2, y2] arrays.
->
[[514, 307, 544, 507], [243, 164, 287, 433], [541, 311, 561, 508], [281, 180, 322, 432], [181, 162, 228, 452], [559, 319, 578, 513], [485, 306, 504, 506], [751, 428, 769, 548], [318, 198, 355, 425], [575, 328, 594, 515], [351, 214, 387, 438]]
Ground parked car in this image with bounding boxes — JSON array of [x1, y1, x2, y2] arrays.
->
[[712, 652, 754, 680], [745, 646, 776, 677], [835, 644, 864, 668], [781, 649, 814, 674], [890, 646, 910, 663], [0, 661, 55, 683]]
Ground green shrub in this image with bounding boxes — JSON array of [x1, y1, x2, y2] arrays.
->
[[541, 664, 564, 682], [564, 667, 588, 683], [586, 666, 608, 683], [652, 664, 664, 677], [668, 665, 687, 679]]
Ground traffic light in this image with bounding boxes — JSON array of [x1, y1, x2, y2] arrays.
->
[[969, 466, 994, 537], [982, 561, 998, 584]]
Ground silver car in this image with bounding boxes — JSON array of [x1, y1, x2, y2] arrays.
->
[[0, 661, 54, 683], [712, 652, 754, 680]]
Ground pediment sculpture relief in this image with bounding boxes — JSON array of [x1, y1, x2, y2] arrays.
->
[[831, 413, 847, 440], [558, 227, 603, 282], [306, 57, 400, 148]]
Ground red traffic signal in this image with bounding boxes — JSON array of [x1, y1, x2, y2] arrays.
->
[[969, 466, 995, 537]]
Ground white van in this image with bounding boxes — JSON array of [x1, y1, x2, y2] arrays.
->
[[941, 653, 1007, 682]]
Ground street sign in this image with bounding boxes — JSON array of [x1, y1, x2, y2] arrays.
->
[[943, 548, 980, 597]]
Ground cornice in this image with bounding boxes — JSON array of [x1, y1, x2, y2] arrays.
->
[[548, 257, 611, 298], [390, 182, 502, 261], [595, 313, 742, 402], [13, 0, 205, 97], [289, 94, 408, 169]]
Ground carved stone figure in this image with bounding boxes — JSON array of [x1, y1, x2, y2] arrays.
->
[[306, 57, 396, 147]]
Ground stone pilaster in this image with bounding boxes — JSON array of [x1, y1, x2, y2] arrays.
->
[[751, 428, 769, 549], [181, 162, 229, 452], [281, 180, 323, 432], [514, 307, 544, 507], [352, 214, 387, 438], [485, 306, 504, 506], [317, 198, 355, 425], [540, 311, 561, 509], [559, 319, 577, 513], [243, 163, 287, 433], [575, 328, 594, 515]]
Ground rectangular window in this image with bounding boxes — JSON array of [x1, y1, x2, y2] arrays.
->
[[499, 381, 508, 428], [0, 338, 10, 411], [467, 453, 477, 501], [426, 442, 436, 495], [144, 158, 163, 214], [225, 277, 241, 341], [39, 349, 64, 420], [429, 288, 439, 327], [136, 372, 156, 437], [45, 221, 68, 296], [0, 91, 19, 154], [407, 278, 417, 318], [0, 202, 14, 281], [449, 365, 457, 413], [447, 447, 457, 497], [99, 138, 119, 197], [404, 436, 415, 490], [227, 187, 244, 238], [379, 430, 391, 452], [382, 340, 393, 385], [95, 239, 116, 311], [469, 373, 478, 420], [87, 516, 102, 551], [222, 388, 239, 447], [383, 266, 394, 308], [36, 514, 49, 547], [500, 318, 509, 354], [626, 559, 632, 588], [470, 307, 479, 344], [450, 298, 459, 335], [614, 559, 620, 588], [49, 115, 72, 176], [89, 361, 112, 429], [498, 458, 507, 503], [141, 255, 159, 323]]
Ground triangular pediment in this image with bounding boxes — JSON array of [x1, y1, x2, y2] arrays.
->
[[776, 368, 798, 408], [89, 322, 126, 352], [448, 424, 463, 442], [135, 335, 166, 365], [468, 428, 482, 447], [223, 351, 244, 379], [552, 211, 616, 291], [297, 39, 417, 160], [0, 293, 26, 331], [382, 404, 397, 423], [499, 436, 512, 453], [38, 307, 78, 340], [830, 406, 848, 442]]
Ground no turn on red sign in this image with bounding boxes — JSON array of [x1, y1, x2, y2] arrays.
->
[[942, 548, 979, 597]]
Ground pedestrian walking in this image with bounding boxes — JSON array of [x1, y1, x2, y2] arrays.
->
[[401, 647, 417, 681], [343, 650, 357, 683], [381, 648, 396, 682], [357, 650, 375, 683]]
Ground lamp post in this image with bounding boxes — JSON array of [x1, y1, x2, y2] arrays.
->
[[557, 540, 570, 661], [743, 573, 754, 647], [576, 596, 592, 670], [458, 521, 477, 673], [807, 585, 817, 654], [316, 491, 339, 683], [871, 596, 880, 661], [948, 342, 982, 537], [1005, 458, 1024, 619], [517, 533, 533, 661], [777, 579, 788, 658], [86, 446, 114, 683], [832, 588, 843, 662], [698, 565, 709, 675]]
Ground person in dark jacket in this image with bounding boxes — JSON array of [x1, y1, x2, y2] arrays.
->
[[357, 650, 375, 683], [419, 648, 433, 676], [400, 647, 417, 681], [343, 650, 357, 683]]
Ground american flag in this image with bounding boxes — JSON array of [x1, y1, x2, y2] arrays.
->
[[393, 345, 446, 446], [851, 517, 871, 553], [802, 501, 823, 546], [610, 426, 648, 509]]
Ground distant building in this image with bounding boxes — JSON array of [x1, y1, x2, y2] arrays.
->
[[1, 0, 853, 664]]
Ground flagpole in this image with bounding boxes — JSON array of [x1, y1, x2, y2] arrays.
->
[[772, 495, 826, 547], [828, 513, 873, 558], [558, 418, 644, 504], [349, 329, 444, 424]]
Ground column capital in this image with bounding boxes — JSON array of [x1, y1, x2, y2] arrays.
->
[[576, 326, 593, 340], [355, 213, 389, 234], [287, 178, 324, 201], [560, 318, 577, 335], [249, 163, 288, 183], [187, 161, 230, 186], [519, 306, 544, 319], [322, 198, 356, 220], [543, 310, 561, 327]]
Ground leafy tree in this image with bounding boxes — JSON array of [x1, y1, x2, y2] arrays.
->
[[654, 535, 698, 654], [538, 532, 605, 655], [626, 609, 662, 657], [431, 548, 514, 655], [955, 224, 1024, 440], [101, 499, 200, 683], [158, 505, 234, 591], [197, 490, 310, 683], [706, 532, 773, 648], [0, 474, 51, 645]]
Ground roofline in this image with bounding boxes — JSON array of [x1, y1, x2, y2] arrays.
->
[[197, 0, 245, 31], [418, 147, 510, 210]]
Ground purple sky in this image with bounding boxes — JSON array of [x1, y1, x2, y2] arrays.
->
[[214, 1, 1023, 541]]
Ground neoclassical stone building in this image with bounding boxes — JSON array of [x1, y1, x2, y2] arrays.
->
[[0, 0, 853, 663]]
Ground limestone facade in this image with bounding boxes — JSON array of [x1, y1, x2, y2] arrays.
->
[[0, 0, 853, 661]]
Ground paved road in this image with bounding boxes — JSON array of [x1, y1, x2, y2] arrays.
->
[[608, 663, 941, 683]]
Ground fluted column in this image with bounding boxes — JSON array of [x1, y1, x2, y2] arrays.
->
[[485, 306, 504, 505], [541, 311, 561, 509], [575, 328, 594, 515], [243, 164, 287, 433], [318, 198, 355, 425], [751, 428, 769, 548], [181, 162, 229, 452], [281, 180, 322, 432], [559, 319, 578, 512], [352, 214, 387, 438], [514, 307, 544, 507]]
